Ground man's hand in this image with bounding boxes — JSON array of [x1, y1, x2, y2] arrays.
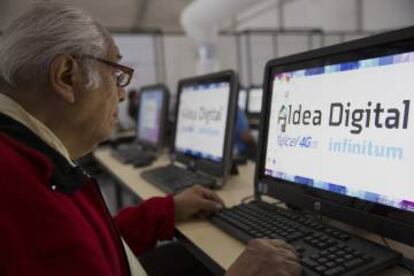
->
[[173, 185, 225, 221], [226, 239, 301, 276]]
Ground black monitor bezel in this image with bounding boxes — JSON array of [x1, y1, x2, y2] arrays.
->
[[171, 70, 237, 178], [255, 26, 414, 246], [246, 85, 263, 119], [135, 84, 169, 151]]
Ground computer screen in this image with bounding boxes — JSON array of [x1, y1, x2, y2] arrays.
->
[[263, 46, 414, 213], [175, 81, 230, 162], [136, 88, 165, 145], [247, 87, 263, 114], [238, 88, 247, 111], [257, 28, 414, 246]]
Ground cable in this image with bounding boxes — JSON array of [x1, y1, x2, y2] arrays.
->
[[381, 237, 414, 275], [380, 236, 391, 249], [241, 194, 255, 204], [274, 200, 284, 206], [240, 195, 284, 205]]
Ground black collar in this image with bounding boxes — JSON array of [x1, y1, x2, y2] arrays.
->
[[0, 113, 91, 194]]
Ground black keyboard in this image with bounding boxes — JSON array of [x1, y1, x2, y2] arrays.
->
[[141, 164, 217, 193], [112, 146, 155, 164], [210, 201, 401, 276]]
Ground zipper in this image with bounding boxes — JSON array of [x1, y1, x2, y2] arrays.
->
[[91, 180, 132, 276]]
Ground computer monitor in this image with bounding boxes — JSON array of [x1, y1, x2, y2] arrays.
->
[[238, 87, 247, 111], [173, 70, 237, 178], [136, 84, 169, 149], [255, 27, 414, 246], [247, 86, 263, 117]]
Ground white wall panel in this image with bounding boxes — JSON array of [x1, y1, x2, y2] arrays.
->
[[217, 35, 238, 72], [277, 34, 309, 57], [248, 34, 274, 85], [112, 33, 157, 129], [163, 36, 196, 94], [363, 0, 414, 31]]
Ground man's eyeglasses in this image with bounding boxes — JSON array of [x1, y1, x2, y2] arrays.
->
[[77, 54, 134, 88]]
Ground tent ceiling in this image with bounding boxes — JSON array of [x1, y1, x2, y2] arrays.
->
[[0, 0, 193, 32]]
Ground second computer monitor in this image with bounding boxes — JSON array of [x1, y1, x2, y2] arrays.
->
[[247, 86, 263, 117], [173, 70, 238, 178], [136, 84, 169, 149]]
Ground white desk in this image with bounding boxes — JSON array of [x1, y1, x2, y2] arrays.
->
[[94, 148, 413, 275]]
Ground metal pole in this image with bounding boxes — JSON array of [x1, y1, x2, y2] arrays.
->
[[235, 33, 244, 86], [246, 31, 253, 86], [153, 32, 166, 83], [356, 0, 364, 32]]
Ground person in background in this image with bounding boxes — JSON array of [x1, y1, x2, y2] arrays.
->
[[127, 88, 139, 122], [235, 108, 257, 160], [0, 3, 301, 276]]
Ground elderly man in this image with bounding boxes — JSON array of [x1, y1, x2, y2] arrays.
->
[[0, 3, 300, 276]]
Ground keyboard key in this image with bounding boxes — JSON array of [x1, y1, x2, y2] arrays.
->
[[285, 232, 304, 242], [327, 254, 337, 260], [336, 257, 345, 263], [317, 242, 329, 249], [302, 257, 318, 268], [315, 265, 328, 273], [344, 254, 354, 260], [318, 257, 328, 263], [310, 254, 320, 261], [337, 250, 346, 255], [326, 261, 336, 268], [327, 247, 337, 253]]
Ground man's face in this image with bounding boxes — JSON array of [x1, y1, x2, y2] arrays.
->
[[73, 37, 125, 147]]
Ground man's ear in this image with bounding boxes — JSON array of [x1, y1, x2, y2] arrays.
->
[[49, 55, 79, 104]]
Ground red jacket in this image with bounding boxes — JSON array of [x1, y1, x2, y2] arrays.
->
[[0, 114, 175, 275]]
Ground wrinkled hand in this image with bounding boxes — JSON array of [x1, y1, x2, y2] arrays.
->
[[226, 239, 301, 276], [173, 185, 225, 221]]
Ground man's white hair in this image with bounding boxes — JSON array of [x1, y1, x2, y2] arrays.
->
[[0, 2, 109, 89]]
